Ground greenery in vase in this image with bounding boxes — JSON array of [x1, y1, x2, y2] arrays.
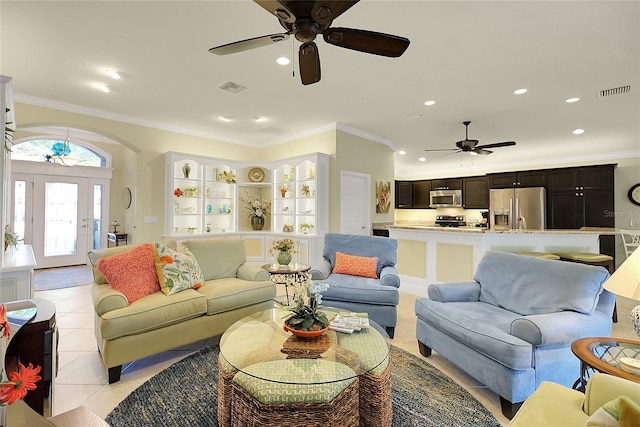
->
[[285, 279, 332, 331], [4, 226, 20, 250]]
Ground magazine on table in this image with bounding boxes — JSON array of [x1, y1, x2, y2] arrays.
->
[[329, 312, 370, 334]]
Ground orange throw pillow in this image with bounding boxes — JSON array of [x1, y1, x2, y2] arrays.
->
[[97, 243, 160, 303], [332, 251, 379, 279]]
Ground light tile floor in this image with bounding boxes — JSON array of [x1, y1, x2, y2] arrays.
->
[[35, 280, 638, 426]]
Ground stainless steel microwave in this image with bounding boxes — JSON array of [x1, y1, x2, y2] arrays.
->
[[429, 189, 463, 208]]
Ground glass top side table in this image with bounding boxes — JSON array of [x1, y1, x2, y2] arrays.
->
[[571, 337, 640, 391]]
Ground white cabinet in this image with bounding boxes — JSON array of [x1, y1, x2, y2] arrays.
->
[[165, 152, 329, 250]]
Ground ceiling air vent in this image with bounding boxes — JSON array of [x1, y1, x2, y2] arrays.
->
[[259, 126, 290, 136], [599, 85, 631, 97], [217, 80, 247, 94]]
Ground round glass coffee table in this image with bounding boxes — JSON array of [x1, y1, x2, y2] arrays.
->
[[571, 337, 640, 391], [217, 307, 391, 427]]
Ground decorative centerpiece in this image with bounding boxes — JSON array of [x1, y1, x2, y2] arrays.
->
[[271, 238, 297, 265], [246, 197, 270, 230], [0, 304, 42, 425], [283, 278, 332, 338]]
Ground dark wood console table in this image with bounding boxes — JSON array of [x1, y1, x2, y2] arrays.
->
[[5, 298, 58, 417]]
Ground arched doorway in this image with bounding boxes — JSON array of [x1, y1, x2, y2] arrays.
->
[[10, 130, 113, 268]]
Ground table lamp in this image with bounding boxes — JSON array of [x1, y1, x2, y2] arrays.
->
[[603, 247, 640, 337]]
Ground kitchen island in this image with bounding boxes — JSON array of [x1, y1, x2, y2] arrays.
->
[[388, 225, 615, 296]]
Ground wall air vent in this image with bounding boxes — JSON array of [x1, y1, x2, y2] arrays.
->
[[217, 81, 247, 94], [259, 126, 290, 136], [599, 85, 631, 97]]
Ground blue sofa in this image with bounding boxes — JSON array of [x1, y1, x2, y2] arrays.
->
[[415, 251, 615, 418], [310, 233, 400, 337]]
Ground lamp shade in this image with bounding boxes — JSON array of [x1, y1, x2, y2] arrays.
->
[[603, 247, 640, 300]]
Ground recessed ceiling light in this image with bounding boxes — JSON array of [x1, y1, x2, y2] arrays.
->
[[97, 84, 110, 93], [106, 68, 121, 80], [276, 57, 290, 65], [572, 128, 585, 135], [423, 100, 436, 106], [514, 88, 528, 95], [418, 157, 426, 162], [219, 116, 233, 122], [566, 97, 580, 103], [255, 117, 267, 123], [398, 150, 406, 155]]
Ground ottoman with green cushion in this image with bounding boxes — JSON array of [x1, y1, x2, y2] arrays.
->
[[230, 359, 359, 427]]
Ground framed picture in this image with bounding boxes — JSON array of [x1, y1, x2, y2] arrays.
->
[[375, 180, 391, 213]]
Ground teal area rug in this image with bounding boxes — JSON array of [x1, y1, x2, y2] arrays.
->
[[106, 345, 501, 427], [34, 265, 94, 291]]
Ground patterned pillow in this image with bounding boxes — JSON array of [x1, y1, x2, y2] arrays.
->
[[586, 395, 640, 427], [332, 251, 378, 279], [97, 243, 160, 303], [155, 243, 205, 295]]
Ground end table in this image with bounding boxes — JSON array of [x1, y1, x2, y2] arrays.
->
[[571, 337, 640, 391]]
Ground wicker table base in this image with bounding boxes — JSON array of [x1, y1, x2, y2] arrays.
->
[[230, 378, 359, 427]]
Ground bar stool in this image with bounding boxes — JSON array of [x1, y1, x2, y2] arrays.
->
[[556, 252, 616, 322]]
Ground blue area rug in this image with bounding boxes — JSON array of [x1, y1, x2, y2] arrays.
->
[[106, 345, 501, 427], [34, 265, 94, 291]]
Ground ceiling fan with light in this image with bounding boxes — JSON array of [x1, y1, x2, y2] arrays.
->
[[424, 121, 516, 156], [208, 0, 410, 85]]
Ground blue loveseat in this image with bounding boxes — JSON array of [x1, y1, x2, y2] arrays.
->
[[310, 233, 400, 337], [415, 251, 615, 418]]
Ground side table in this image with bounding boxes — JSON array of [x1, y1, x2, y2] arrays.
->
[[107, 232, 128, 247], [571, 337, 640, 391], [261, 263, 311, 305]]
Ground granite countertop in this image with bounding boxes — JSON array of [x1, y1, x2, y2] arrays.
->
[[389, 225, 618, 234]]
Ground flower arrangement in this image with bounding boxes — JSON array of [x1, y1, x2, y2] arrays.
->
[[284, 278, 332, 331], [271, 238, 297, 255], [246, 197, 270, 218], [4, 226, 19, 251], [301, 184, 311, 197], [280, 184, 289, 198], [0, 304, 42, 406]]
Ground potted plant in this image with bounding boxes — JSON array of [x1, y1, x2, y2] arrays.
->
[[283, 278, 332, 337], [4, 226, 19, 251], [299, 223, 314, 234]]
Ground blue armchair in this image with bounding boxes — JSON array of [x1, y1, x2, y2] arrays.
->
[[415, 251, 614, 419], [310, 233, 400, 337]]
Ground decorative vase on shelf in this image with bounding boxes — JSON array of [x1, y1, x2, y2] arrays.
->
[[182, 163, 191, 179], [277, 250, 292, 266], [251, 215, 264, 231]]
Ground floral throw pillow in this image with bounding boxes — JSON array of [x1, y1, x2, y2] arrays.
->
[[586, 395, 640, 427], [155, 243, 205, 295], [332, 251, 379, 279], [97, 243, 160, 303]]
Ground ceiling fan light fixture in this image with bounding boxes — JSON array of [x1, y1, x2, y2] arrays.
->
[[514, 88, 528, 95], [469, 151, 478, 156]]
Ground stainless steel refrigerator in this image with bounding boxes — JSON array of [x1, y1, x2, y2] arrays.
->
[[489, 187, 546, 230]]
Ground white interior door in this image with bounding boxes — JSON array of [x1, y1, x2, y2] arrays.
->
[[32, 175, 89, 268], [340, 171, 370, 235]]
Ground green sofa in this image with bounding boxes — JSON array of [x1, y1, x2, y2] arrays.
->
[[89, 238, 276, 383]]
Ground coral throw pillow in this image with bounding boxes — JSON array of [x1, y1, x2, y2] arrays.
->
[[154, 243, 205, 295], [332, 251, 379, 279], [97, 243, 160, 303]]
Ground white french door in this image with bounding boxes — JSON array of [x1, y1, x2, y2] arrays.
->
[[32, 175, 90, 268]]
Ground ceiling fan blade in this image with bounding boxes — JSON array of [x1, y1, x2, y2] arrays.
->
[[424, 148, 458, 152], [299, 42, 321, 85], [253, 0, 296, 23], [209, 33, 289, 55], [311, 1, 359, 26], [323, 27, 410, 57], [476, 141, 516, 149]]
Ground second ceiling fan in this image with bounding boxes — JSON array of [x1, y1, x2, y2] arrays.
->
[[208, 0, 410, 85], [425, 121, 517, 156]]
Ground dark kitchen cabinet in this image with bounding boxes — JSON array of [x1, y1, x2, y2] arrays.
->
[[463, 176, 490, 209], [488, 170, 547, 188], [412, 180, 432, 208], [431, 178, 462, 190], [395, 181, 413, 208], [547, 165, 615, 229]]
